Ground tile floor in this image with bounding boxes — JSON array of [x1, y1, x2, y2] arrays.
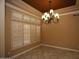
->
[[14, 46, 79, 59]]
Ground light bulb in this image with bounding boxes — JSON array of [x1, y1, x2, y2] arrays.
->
[[42, 15, 43, 19], [44, 12, 48, 16], [46, 13, 50, 18], [54, 13, 59, 19], [45, 17, 48, 21], [42, 15, 45, 19], [50, 9, 54, 15]]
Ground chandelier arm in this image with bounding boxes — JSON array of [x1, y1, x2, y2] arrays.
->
[[53, 18, 59, 23], [48, 0, 52, 9]]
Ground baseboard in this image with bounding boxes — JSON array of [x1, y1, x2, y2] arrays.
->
[[41, 44, 79, 53], [10, 44, 41, 59], [9, 43, 79, 59]]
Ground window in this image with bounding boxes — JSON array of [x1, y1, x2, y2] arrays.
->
[[10, 9, 40, 49], [11, 21, 24, 48], [24, 24, 31, 45]]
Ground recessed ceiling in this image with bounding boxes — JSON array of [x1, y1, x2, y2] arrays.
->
[[22, 0, 76, 13]]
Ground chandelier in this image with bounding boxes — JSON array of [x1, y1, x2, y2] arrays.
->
[[42, 0, 59, 23]]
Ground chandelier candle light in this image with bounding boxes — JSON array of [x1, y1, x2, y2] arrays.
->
[[42, 0, 60, 23]]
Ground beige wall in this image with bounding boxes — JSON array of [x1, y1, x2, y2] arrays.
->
[[5, 2, 41, 57], [4, 0, 79, 57], [41, 0, 79, 50], [42, 11, 79, 50], [0, 0, 5, 57]]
